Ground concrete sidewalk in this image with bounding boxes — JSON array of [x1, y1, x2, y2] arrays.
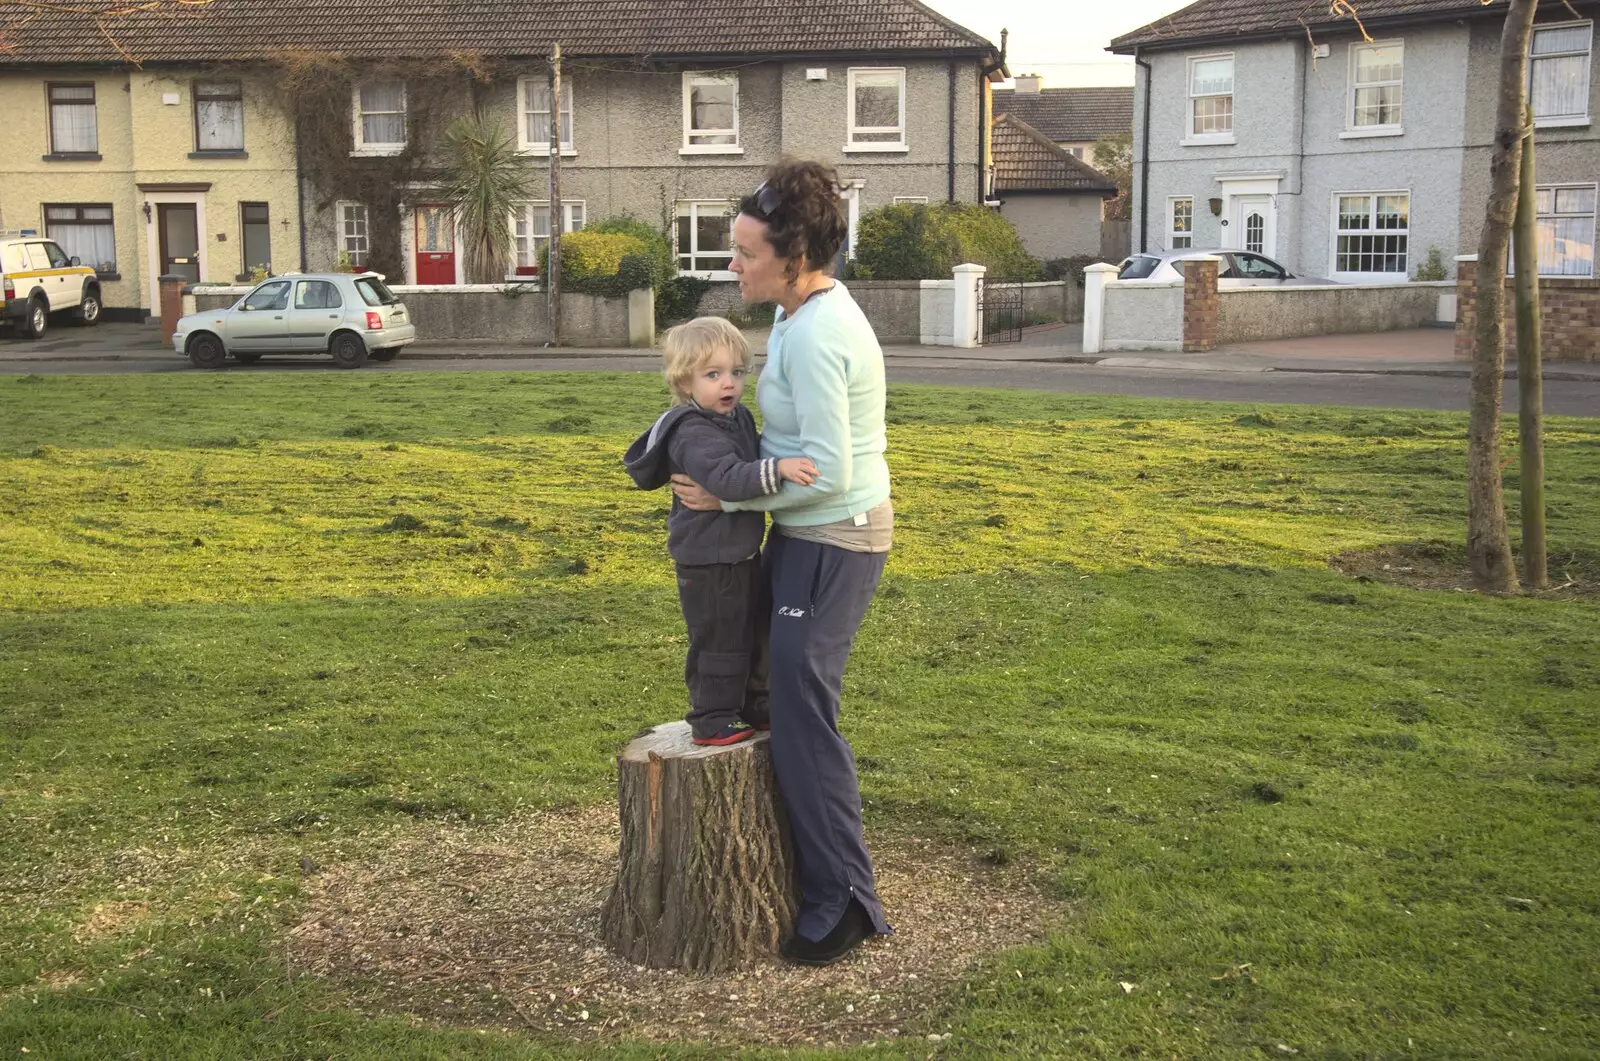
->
[[4, 321, 1598, 382]]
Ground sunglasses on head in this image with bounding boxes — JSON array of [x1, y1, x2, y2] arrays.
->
[[749, 181, 783, 221]]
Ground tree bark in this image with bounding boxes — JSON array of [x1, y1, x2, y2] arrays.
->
[[547, 42, 564, 347], [600, 721, 798, 973], [1513, 102, 1548, 591], [1466, 0, 1536, 595]]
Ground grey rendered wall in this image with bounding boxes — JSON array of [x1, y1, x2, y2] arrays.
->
[[1019, 280, 1079, 323], [1102, 282, 1183, 348], [1458, 17, 1600, 265], [846, 280, 923, 344], [307, 59, 988, 271], [1216, 282, 1451, 343], [1135, 26, 1472, 280], [999, 194, 1104, 259], [1133, 42, 1301, 262], [1295, 23, 1470, 279]]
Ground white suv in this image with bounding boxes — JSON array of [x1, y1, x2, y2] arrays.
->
[[1, 236, 104, 339]]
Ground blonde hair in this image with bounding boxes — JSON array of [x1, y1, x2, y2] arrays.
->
[[661, 317, 752, 404]]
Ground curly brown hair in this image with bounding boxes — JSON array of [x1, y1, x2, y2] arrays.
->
[[738, 158, 848, 281]]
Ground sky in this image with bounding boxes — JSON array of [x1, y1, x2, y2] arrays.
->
[[921, 0, 1192, 87]]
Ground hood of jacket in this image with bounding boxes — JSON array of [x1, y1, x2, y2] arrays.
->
[[623, 403, 701, 490]]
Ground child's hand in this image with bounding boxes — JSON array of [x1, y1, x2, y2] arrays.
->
[[777, 457, 818, 486]]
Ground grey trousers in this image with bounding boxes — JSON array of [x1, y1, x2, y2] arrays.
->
[[764, 531, 891, 942], [675, 557, 770, 738]]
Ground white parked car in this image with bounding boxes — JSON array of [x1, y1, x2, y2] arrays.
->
[[171, 272, 416, 369], [1117, 250, 1338, 287]]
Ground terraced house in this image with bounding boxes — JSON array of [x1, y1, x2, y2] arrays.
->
[[0, 0, 1006, 318], [1111, 0, 1600, 283]]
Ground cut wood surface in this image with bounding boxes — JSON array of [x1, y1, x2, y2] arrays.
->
[[600, 721, 799, 973]]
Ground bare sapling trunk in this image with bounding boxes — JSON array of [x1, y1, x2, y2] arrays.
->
[[1513, 102, 1548, 591], [547, 42, 563, 347], [600, 722, 799, 973], [1466, 0, 1537, 594]]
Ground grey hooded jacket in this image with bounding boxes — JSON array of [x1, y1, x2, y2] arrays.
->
[[623, 402, 781, 565]]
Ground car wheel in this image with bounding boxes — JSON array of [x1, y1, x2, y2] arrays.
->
[[233, 353, 262, 364], [188, 333, 228, 369], [76, 290, 102, 327], [20, 299, 47, 340], [330, 332, 368, 369], [369, 348, 398, 362]]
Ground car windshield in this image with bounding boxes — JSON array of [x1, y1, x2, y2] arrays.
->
[[354, 277, 399, 306], [1118, 256, 1162, 280]]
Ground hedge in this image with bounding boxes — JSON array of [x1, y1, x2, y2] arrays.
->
[[853, 202, 1042, 282]]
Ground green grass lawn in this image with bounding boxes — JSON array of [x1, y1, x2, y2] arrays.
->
[[2, 372, 1598, 1058]]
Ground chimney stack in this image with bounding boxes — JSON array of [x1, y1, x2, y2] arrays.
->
[[1014, 73, 1042, 95]]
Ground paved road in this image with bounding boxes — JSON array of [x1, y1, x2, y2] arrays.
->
[[5, 326, 1600, 416]]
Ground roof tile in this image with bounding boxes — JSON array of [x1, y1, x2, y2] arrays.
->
[[1110, 0, 1518, 51], [0, 0, 996, 64], [991, 113, 1118, 194], [991, 86, 1132, 144]]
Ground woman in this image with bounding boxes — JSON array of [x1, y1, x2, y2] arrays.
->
[[672, 159, 893, 967]]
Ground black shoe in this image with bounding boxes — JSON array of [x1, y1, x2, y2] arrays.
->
[[781, 899, 875, 966]]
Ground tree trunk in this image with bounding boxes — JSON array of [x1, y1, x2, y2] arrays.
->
[[547, 43, 564, 347], [600, 721, 798, 973], [1466, 0, 1536, 595], [1513, 102, 1548, 591]]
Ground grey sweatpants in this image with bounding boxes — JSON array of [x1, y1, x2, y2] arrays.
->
[[764, 531, 891, 942], [675, 556, 770, 738]]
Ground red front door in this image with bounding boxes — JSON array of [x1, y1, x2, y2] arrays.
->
[[414, 205, 455, 285]]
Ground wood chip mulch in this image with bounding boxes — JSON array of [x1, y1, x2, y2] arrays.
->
[[285, 805, 1063, 1047]]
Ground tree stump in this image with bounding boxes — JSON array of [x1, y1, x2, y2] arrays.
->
[[599, 721, 799, 973]]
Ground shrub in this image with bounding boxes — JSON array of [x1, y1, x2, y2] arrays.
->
[[553, 231, 651, 280], [1413, 246, 1448, 282], [854, 202, 1043, 281], [564, 253, 655, 297], [584, 215, 713, 324]]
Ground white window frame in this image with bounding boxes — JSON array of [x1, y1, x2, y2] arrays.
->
[[517, 76, 575, 155], [1529, 21, 1593, 128], [1182, 53, 1235, 146], [681, 72, 742, 155], [1343, 39, 1404, 138], [676, 200, 736, 279], [1168, 196, 1193, 249], [508, 200, 586, 277], [1328, 190, 1411, 282], [845, 67, 908, 152], [337, 201, 369, 268], [1519, 183, 1598, 277], [351, 81, 406, 156]]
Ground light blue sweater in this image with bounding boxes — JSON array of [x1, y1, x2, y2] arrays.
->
[[722, 282, 891, 527]]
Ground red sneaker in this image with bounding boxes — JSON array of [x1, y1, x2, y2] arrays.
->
[[692, 722, 758, 747]]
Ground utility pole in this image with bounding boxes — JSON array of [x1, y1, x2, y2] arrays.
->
[[547, 42, 563, 346], [1513, 101, 1547, 590]]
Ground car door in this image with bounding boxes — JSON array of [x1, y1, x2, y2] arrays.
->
[[286, 279, 344, 351], [227, 280, 292, 351], [30, 242, 77, 309], [1231, 252, 1290, 287]]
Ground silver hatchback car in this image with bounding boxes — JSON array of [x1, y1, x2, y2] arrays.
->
[[172, 272, 416, 369]]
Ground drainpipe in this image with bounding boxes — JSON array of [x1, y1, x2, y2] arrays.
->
[[1135, 48, 1152, 254], [948, 59, 957, 202], [295, 147, 309, 273]]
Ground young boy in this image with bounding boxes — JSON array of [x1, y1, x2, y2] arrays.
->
[[623, 317, 817, 746]]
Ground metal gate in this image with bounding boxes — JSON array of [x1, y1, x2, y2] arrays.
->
[[979, 279, 1024, 344]]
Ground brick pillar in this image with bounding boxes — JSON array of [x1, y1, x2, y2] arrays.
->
[[1182, 256, 1219, 352], [1453, 255, 1477, 361], [159, 274, 187, 346]]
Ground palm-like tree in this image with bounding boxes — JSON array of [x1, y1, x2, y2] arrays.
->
[[436, 111, 534, 283]]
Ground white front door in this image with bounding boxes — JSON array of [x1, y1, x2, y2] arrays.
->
[[1231, 195, 1276, 257]]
